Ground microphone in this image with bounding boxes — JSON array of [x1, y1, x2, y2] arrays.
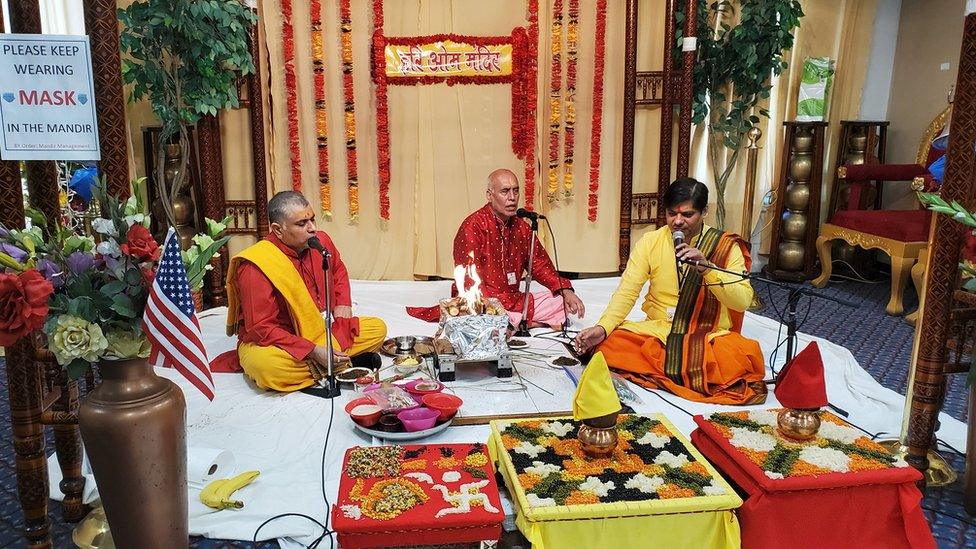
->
[[516, 208, 546, 221], [672, 230, 685, 247], [307, 236, 331, 257]]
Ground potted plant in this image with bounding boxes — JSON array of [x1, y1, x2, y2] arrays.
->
[[677, 0, 804, 228], [0, 178, 229, 545], [118, 0, 256, 239], [181, 214, 233, 310]]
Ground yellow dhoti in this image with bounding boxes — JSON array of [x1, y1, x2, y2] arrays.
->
[[238, 316, 387, 392]]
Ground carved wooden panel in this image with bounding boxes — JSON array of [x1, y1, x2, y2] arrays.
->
[[224, 200, 259, 235], [635, 71, 663, 107], [84, 0, 130, 198], [631, 193, 659, 225], [248, 16, 269, 238]]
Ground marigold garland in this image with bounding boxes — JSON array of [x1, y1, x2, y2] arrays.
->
[[310, 0, 331, 216], [340, 0, 360, 220], [562, 0, 579, 199], [587, 0, 608, 222], [372, 0, 391, 219], [547, 0, 564, 202], [524, 0, 540, 210], [281, 0, 302, 191]]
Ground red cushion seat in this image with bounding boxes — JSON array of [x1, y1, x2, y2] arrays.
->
[[829, 209, 931, 242]]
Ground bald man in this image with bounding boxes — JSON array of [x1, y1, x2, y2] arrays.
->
[[408, 169, 584, 329]]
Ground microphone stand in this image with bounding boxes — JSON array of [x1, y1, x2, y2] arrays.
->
[[318, 248, 341, 398], [678, 257, 855, 364], [514, 215, 539, 337]]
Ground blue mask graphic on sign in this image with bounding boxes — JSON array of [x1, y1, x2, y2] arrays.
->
[[77, 93, 88, 105], [2, 93, 13, 103]]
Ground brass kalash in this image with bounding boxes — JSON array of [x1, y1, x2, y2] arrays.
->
[[72, 501, 115, 549], [430, 258, 513, 381]]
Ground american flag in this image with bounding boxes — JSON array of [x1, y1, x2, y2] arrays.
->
[[143, 228, 215, 400]]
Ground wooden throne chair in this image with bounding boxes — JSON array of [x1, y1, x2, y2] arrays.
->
[[812, 105, 951, 315]]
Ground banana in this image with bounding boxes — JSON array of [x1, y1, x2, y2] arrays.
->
[[199, 470, 260, 510]]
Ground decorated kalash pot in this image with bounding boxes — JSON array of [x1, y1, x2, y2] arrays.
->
[[572, 352, 623, 458], [434, 257, 512, 381], [773, 342, 829, 442]]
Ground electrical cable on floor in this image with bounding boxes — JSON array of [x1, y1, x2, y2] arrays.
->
[[252, 396, 336, 548], [936, 437, 967, 458], [921, 505, 976, 528], [639, 386, 696, 418]]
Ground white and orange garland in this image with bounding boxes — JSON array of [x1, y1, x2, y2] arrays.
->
[[562, 0, 579, 199], [310, 0, 331, 217], [587, 0, 608, 221], [281, 0, 302, 191], [340, 0, 360, 220]]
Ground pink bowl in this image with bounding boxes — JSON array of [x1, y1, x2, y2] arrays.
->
[[396, 407, 440, 432], [345, 397, 382, 427], [421, 393, 463, 421]]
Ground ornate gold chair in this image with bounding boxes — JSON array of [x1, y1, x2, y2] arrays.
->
[[812, 106, 951, 315]]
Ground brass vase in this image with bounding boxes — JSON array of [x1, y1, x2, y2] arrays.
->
[[578, 412, 619, 458], [79, 357, 188, 548], [776, 408, 821, 442]]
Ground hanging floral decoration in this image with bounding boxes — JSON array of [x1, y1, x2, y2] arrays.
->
[[587, 0, 608, 222], [547, 0, 564, 202], [523, 0, 539, 211], [281, 0, 302, 191], [372, 0, 391, 220], [340, 0, 360, 220], [310, 0, 331, 217], [562, 0, 579, 199]]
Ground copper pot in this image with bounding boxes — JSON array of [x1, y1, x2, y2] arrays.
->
[[776, 408, 821, 442], [79, 357, 187, 548], [578, 420, 618, 459]]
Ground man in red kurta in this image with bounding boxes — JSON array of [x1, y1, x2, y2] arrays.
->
[[408, 169, 584, 329], [215, 191, 386, 392]]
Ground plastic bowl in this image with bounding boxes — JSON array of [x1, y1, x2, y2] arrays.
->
[[396, 407, 440, 432], [421, 393, 463, 421], [344, 397, 382, 427], [404, 379, 443, 396]]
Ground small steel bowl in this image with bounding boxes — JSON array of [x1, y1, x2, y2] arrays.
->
[[394, 335, 417, 353]]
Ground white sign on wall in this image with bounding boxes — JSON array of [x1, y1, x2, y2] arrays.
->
[[0, 34, 100, 160]]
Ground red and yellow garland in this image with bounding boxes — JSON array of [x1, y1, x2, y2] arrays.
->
[[372, 0, 391, 220], [547, 0, 563, 202], [524, 0, 539, 211], [311, 0, 331, 216], [340, 0, 360, 220], [281, 0, 302, 191], [562, 0, 579, 199], [587, 0, 608, 222]]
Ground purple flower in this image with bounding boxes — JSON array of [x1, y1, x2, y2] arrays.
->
[[66, 251, 94, 276], [36, 258, 65, 288], [0, 227, 9, 238], [0, 242, 27, 263]]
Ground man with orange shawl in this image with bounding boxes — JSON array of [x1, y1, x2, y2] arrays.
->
[[574, 178, 767, 405], [215, 191, 387, 393]]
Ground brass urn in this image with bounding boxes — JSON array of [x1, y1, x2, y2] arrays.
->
[[776, 408, 821, 442], [578, 411, 619, 458]]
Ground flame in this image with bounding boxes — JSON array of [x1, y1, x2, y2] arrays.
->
[[453, 252, 482, 307]]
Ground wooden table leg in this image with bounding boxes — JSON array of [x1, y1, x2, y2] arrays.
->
[[965, 383, 976, 516], [4, 340, 52, 548], [53, 374, 86, 522]]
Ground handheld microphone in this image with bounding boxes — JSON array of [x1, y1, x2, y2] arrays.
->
[[672, 230, 685, 247], [516, 208, 546, 221], [307, 236, 331, 257]]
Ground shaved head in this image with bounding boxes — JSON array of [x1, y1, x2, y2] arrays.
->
[[485, 168, 520, 220]]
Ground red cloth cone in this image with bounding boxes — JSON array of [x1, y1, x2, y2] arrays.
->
[[774, 341, 828, 409]]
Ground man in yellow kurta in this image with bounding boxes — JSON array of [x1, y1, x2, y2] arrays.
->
[[574, 178, 767, 405], [218, 191, 387, 393]]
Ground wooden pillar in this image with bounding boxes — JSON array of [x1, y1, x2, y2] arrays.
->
[[619, 0, 638, 272], [83, 0, 129, 198], [9, 0, 60, 229], [656, 0, 677, 227], [675, 0, 697, 177], [248, 19, 269, 238], [196, 114, 227, 306], [907, 11, 976, 482]]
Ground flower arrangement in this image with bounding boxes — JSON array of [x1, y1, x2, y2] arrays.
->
[[180, 216, 232, 293], [0, 179, 229, 378]]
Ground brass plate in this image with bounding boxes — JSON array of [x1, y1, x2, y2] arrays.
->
[[380, 336, 436, 357]]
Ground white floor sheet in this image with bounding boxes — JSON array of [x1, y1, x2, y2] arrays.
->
[[49, 277, 966, 545]]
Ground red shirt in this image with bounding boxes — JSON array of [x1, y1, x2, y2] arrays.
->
[[234, 232, 351, 360], [452, 204, 571, 318]]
